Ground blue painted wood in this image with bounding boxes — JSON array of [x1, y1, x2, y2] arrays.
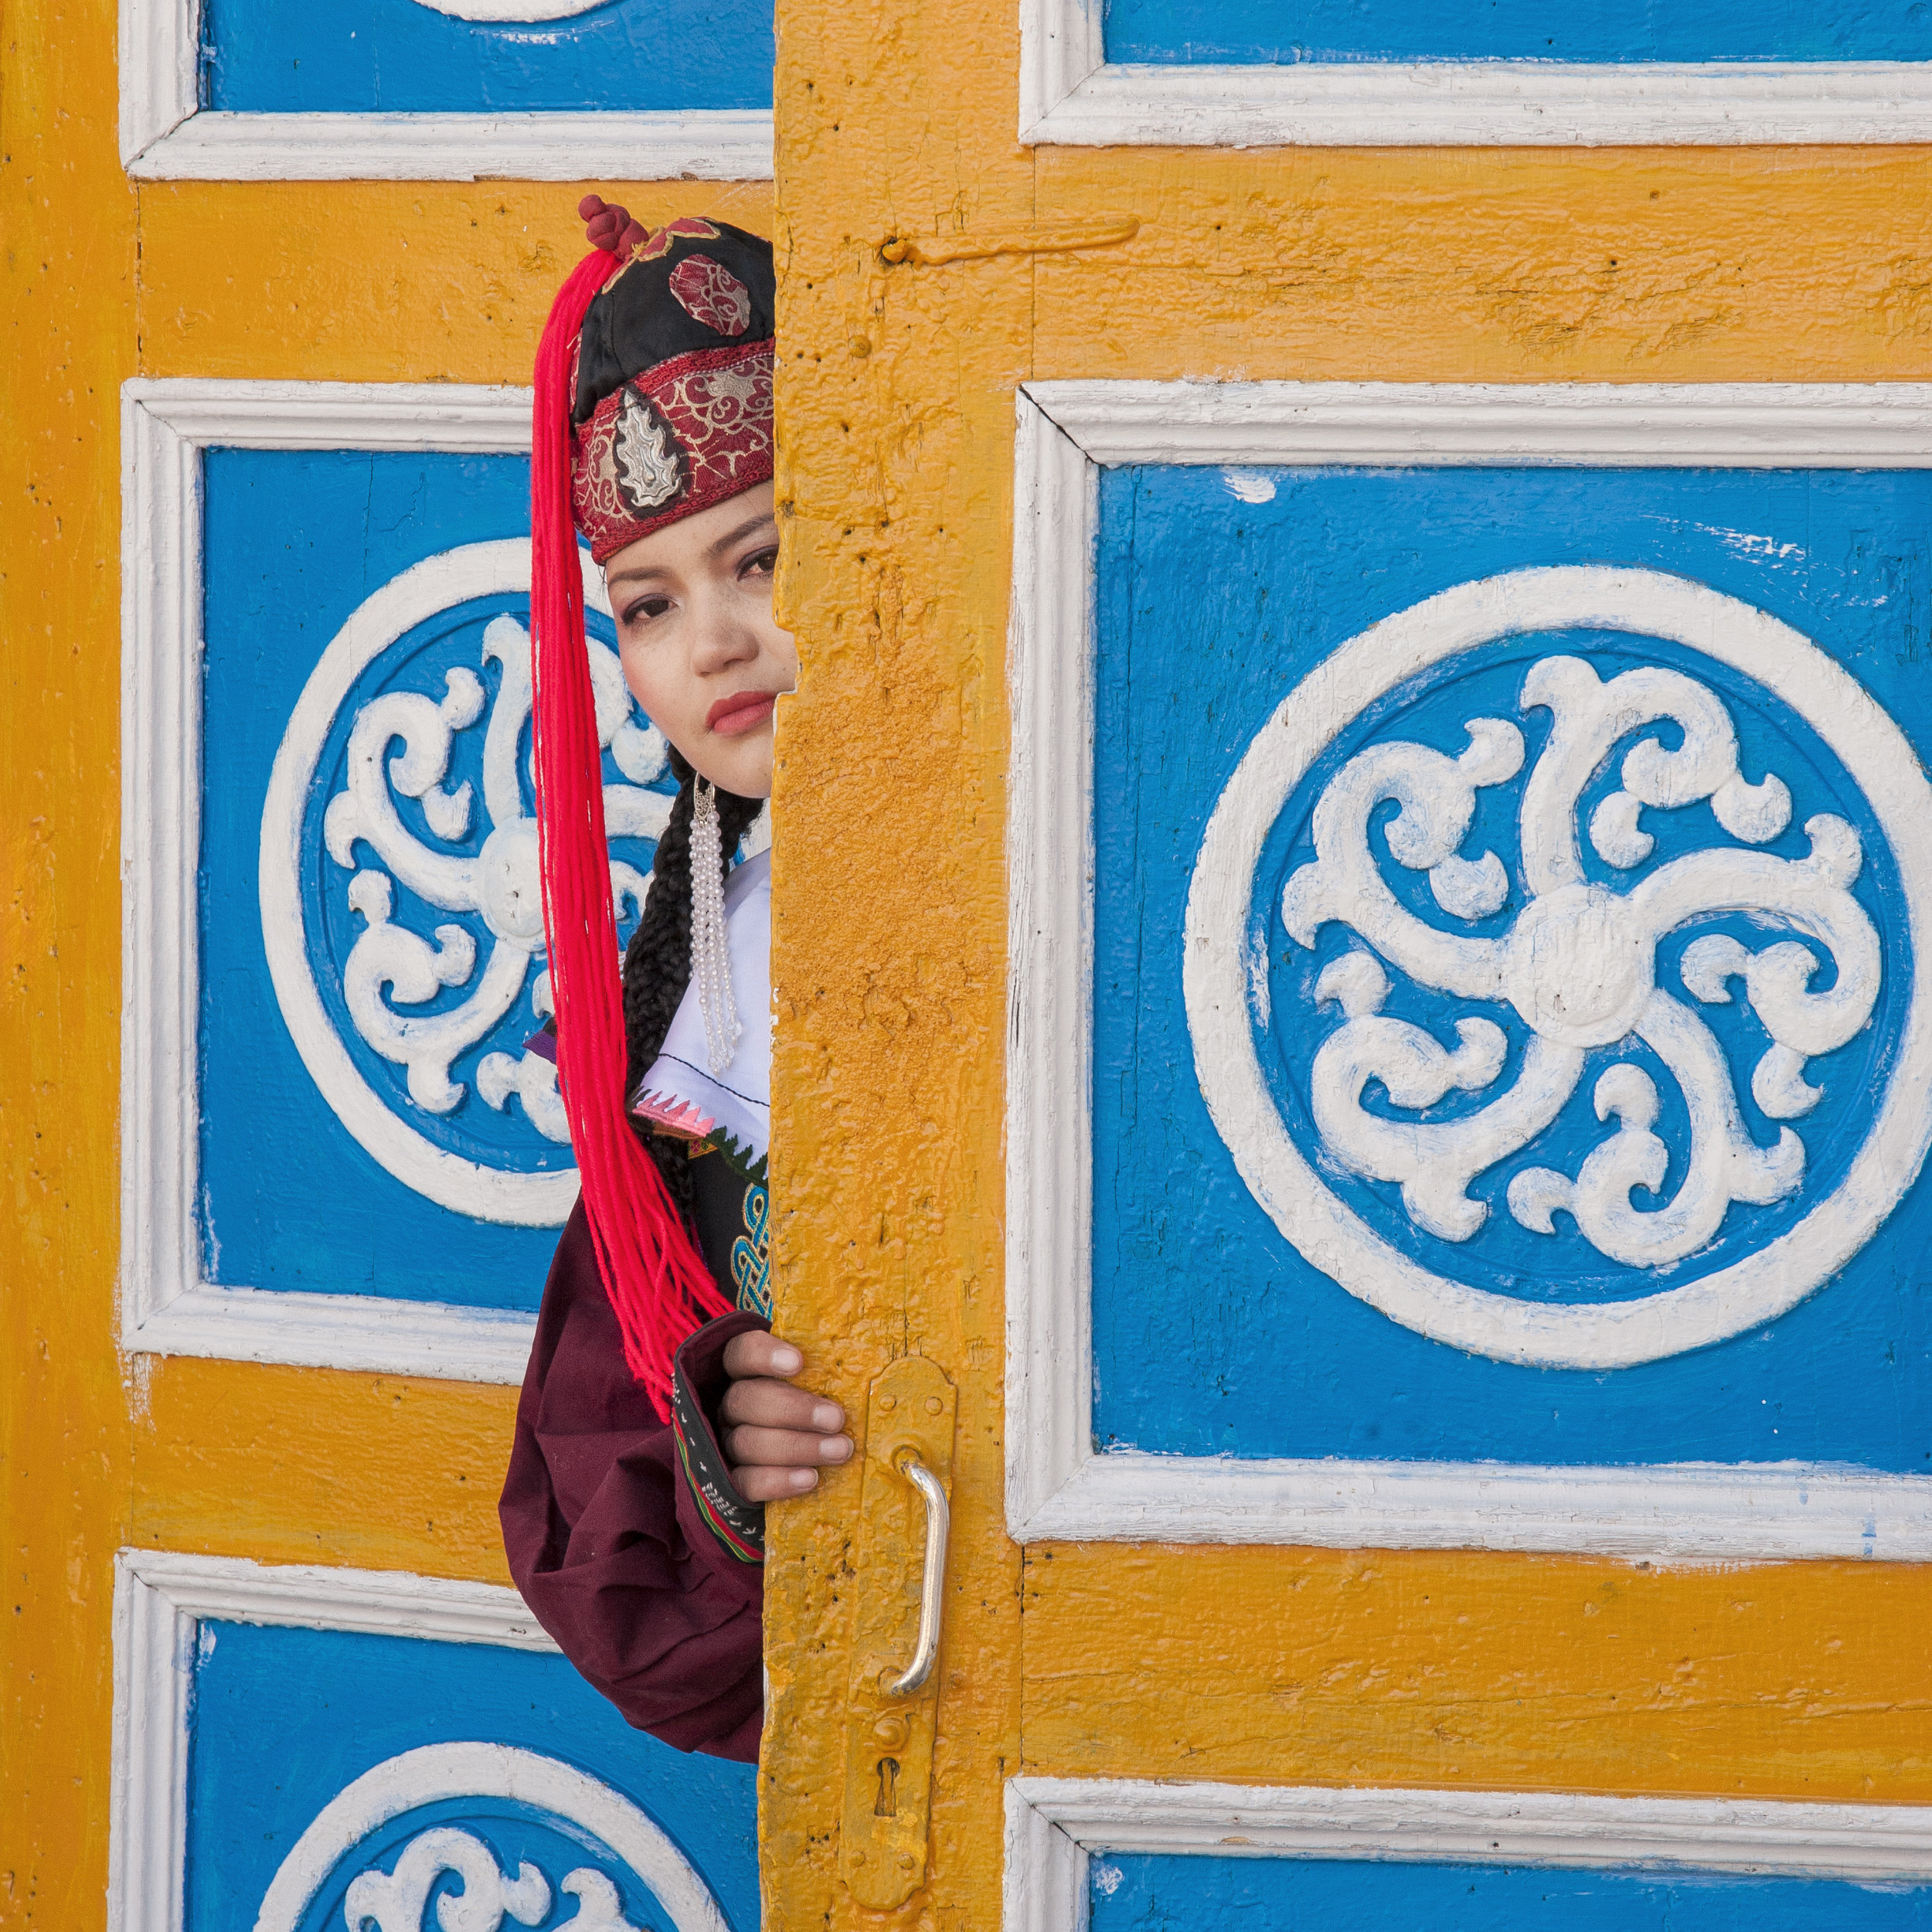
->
[[1090, 464, 1932, 1471], [202, 0, 772, 116], [199, 448, 665, 1310], [1103, 0, 1932, 66], [184, 1617, 757, 1930], [1087, 1852, 1932, 1928]]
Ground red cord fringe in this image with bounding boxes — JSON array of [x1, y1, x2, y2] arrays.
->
[[529, 249, 734, 1419]]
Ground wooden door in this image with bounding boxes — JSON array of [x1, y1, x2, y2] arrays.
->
[[5, 1, 777, 1923], [761, 0, 1932, 1923]]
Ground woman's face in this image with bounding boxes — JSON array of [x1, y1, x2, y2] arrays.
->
[[604, 480, 798, 801]]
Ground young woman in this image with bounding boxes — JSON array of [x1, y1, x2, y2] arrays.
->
[[498, 204, 846, 1761]]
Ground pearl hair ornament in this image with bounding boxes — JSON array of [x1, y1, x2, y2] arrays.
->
[[690, 777, 743, 1075]]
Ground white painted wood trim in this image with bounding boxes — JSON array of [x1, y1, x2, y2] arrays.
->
[[107, 1555, 192, 1932], [124, 108, 775, 182], [1016, 0, 1104, 145], [1016, 0, 1932, 149], [108, 1550, 557, 1932], [1025, 379, 1932, 468], [124, 378, 535, 450], [121, 379, 545, 1386], [1004, 1777, 1932, 1925], [117, 0, 772, 179], [1027, 1452, 1932, 1563], [119, 0, 198, 168], [1005, 1779, 1092, 1932], [1005, 395, 1100, 1532], [119, 1547, 559, 1646], [1005, 377, 1932, 1561]]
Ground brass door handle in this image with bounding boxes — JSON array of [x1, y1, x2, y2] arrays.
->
[[883, 1454, 949, 1698]]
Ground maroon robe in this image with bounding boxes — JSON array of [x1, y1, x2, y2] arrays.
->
[[499, 1202, 767, 1760]]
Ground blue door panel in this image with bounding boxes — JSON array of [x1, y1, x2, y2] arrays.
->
[[1092, 464, 1932, 1473], [1088, 1852, 1932, 1929], [1102, 0, 1932, 66], [199, 448, 669, 1311], [185, 1619, 757, 1930], [201, 0, 773, 115]]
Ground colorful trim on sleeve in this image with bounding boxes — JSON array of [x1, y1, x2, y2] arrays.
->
[[671, 1352, 766, 1563]]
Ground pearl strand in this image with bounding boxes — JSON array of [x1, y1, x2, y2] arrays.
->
[[691, 777, 742, 1075]]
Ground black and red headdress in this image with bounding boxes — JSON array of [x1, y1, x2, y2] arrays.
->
[[567, 216, 775, 560], [529, 209, 776, 1413]]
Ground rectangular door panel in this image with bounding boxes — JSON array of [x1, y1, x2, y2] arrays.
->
[[123, 381, 691, 1382], [1087, 1855, 1932, 1928], [1005, 1777, 1932, 1931], [112, 1554, 756, 1931], [121, 0, 774, 177], [1017, 0, 1932, 145], [1103, 0, 1932, 65], [1008, 381, 1932, 1562], [1092, 461, 1931, 1473], [199, 0, 774, 116]]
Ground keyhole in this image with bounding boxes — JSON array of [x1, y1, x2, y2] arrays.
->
[[873, 1756, 901, 1818]]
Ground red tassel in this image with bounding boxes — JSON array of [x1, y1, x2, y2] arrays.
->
[[529, 249, 733, 1417]]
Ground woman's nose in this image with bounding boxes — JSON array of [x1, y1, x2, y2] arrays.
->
[[688, 597, 758, 672]]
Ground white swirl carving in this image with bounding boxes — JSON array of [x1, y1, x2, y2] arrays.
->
[[1283, 653, 1879, 1270], [260, 539, 669, 1227], [342, 1824, 645, 1932], [1310, 951, 1583, 1244], [1185, 566, 1932, 1370], [321, 608, 664, 1140], [256, 1742, 730, 1932], [407, 0, 607, 19]]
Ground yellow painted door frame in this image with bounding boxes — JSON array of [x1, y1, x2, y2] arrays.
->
[[762, 0, 1932, 1920]]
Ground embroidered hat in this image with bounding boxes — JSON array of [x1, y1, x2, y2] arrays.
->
[[527, 209, 775, 1414], [570, 216, 775, 563]]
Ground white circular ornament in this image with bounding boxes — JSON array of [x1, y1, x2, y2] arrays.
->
[[254, 1741, 730, 1932], [407, 0, 608, 20], [1185, 564, 1932, 1371], [260, 538, 668, 1227]]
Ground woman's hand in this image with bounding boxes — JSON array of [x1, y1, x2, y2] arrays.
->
[[718, 1331, 852, 1502]]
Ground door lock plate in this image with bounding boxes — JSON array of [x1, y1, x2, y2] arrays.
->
[[838, 1354, 957, 1910]]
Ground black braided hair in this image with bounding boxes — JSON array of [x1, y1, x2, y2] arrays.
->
[[621, 749, 766, 1221]]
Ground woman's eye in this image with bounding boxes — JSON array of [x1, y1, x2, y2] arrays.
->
[[625, 595, 673, 624], [740, 546, 778, 581]]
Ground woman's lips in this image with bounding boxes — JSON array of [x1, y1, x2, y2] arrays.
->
[[706, 691, 777, 736]]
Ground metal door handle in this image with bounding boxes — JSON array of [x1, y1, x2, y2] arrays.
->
[[883, 1453, 948, 1698], [840, 1357, 955, 1909]]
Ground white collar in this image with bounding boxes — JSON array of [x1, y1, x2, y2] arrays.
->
[[632, 849, 771, 1175]]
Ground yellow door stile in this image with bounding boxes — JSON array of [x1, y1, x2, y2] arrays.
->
[[764, 0, 1932, 1922], [4, 0, 141, 1910]]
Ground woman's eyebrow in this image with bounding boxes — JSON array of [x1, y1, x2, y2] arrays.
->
[[706, 514, 778, 560], [604, 563, 667, 591]]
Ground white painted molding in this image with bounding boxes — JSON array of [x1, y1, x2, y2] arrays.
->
[[107, 1550, 556, 1932], [125, 108, 774, 183], [1005, 378, 1932, 1562], [1025, 379, 1932, 468], [118, 1546, 558, 1648], [1023, 1453, 1932, 1563], [1005, 1777, 1932, 1927], [1005, 393, 1099, 1532], [1016, 0, 1104, 145], [1016, 1, 1932, 148], [1003, 1781, 1089, 1932], [117, 0, 772, 180], [121, 379, 544, 1385]]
